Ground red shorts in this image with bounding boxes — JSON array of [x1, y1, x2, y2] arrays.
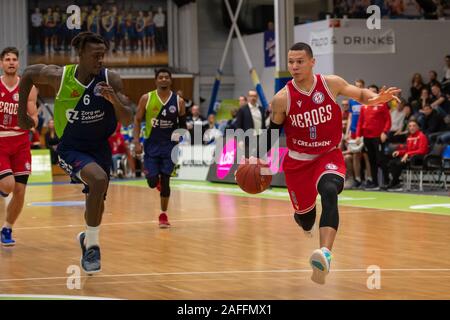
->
[[0, 133, 32, 177], [283, 148, 346, 214]]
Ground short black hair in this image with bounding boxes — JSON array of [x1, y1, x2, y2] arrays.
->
[[431, 82, 441, 89], [408, 119, 419, 126], [0, 47, 19, 60], [155, 67, 172, 79], [71, 31, 109, 52], [289, 42, 313, 58], [368, 84, 379, 92], [355, 79, 365, 86]]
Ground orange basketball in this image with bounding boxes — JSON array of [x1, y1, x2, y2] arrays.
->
[[235, 159, 272, 194]]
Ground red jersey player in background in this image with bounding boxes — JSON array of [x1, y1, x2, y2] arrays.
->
[[0, 47, 38, 246], [269, 43, 400, 284]]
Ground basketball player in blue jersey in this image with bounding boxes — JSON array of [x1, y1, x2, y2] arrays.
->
[[133, 68, 186, 228], [18, 32, 133, 274]]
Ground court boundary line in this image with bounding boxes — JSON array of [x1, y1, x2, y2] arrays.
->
[[1, 268, 450, 283]]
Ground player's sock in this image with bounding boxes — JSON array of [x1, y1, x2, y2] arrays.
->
[[2, 222, 12, 229], [85, 226, 100, 249]]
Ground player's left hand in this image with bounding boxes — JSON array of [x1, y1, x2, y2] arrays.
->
[[96, 81, 121, 105], [368, 86, 402, 105]]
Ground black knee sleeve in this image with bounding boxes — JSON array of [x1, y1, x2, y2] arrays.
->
[[14, 175, 29, 185], [294, 207, 316, 231], [318, 174, 344, 231], [160, 174, 171, 197], [146, 175, 159, 189]]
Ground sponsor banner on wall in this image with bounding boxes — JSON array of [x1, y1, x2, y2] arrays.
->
[[174, 144, 215, 181], [309, 28, 396, 55], [206, 137, 288, 187]]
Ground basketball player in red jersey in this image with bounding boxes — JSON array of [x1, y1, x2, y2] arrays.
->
[[269, 43, 400, 284], [0, 47, 38, 246]]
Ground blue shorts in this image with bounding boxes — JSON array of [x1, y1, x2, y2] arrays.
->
[[57, 144, 112, 193], [145, 26, 155, 37], [143, 141, 176, 177]]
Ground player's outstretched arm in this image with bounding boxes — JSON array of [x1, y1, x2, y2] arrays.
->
[[325, 75, 401, 105], [133, 93, 148, 155], [18, 64, 62, 130], [102, 71, 133, 126]]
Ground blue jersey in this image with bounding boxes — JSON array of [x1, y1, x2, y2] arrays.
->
[[348, 99, 362, 133], [54, 64, 117, 151]]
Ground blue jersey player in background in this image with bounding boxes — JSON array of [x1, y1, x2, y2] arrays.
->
[[18, 32, 133, 274], [134, 68, 186, 228]]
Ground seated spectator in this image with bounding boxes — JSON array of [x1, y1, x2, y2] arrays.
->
[[412, 87, 432, 114], [442, 54, 450, 95], [224, 108, 238, 132], [436, 114, 450, 144], [29, 127, 41, 149], [419, 104, 446, 136], [388, 0, 405, 18], [108, 123, 128, 178], [355, 84, 392, 190], [386, 119, 429, 191], [341, 99, 350, 130], [204, 113, 222, 145], [44, 119, 60, 164], [430, 83, 450, 115], [186, 104, 207, 145], [389, 104, 414, 143], [409, 72, 425, 104], [388, 101, 406, 142], [427, 70, 440, 90], [403, 0, 423, 19]]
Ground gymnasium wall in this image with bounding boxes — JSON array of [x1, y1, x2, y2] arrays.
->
[[232, 19, 450, 102], [0, 0, 28, 72]]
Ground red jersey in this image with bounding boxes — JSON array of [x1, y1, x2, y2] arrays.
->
[[397, 130, 429, 157], [284, 74, 342, 155], [0, 77, 27, 136], [356, 103, 391, 138]]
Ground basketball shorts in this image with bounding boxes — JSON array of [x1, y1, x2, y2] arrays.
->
[[283, 148, 346, 214], [0, 133, 31, 178], [57, 143, 112, 193], [143, 140, 176, 177]]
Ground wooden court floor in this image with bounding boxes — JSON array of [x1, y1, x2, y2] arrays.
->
[[1, 182, 450, 300]]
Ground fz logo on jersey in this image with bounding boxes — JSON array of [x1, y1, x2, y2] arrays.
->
[[66, 109, 80, 123], [312, 91, 325, 104]]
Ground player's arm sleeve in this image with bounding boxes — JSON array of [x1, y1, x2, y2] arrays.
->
[[383, 104, 392, 134]]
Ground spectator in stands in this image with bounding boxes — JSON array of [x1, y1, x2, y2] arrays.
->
[[419, 104, 446, 136], [388, 101, 406, 142], [388, 0, 405, 18], [403, 0, 423, 19], [442, 54, 450, 95], [430, 83, 450, 115], [238, 95, 247, 108], [390, 103, 414, 143], [341, 99, 350, 130], [224, 108, 238, 131], [413, 87, 432, 114], [186, 105, 206, 145], [356, 85, 392, 190], [344, 79, 372, 188], [436, 114, 450, 144], [29, 127, 41, 149], [427, 70, 440, 89], [45, 119, 60, 164], [204, 114, 221, 145], [177, 90, 193, 116], [409, 72, 425, 104], [108, 123, 128, 178], [386, 119, 429, 191], [235, 90, 267, 157]]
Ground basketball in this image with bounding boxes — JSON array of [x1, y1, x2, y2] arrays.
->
[[235, 159, 272, 194]]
